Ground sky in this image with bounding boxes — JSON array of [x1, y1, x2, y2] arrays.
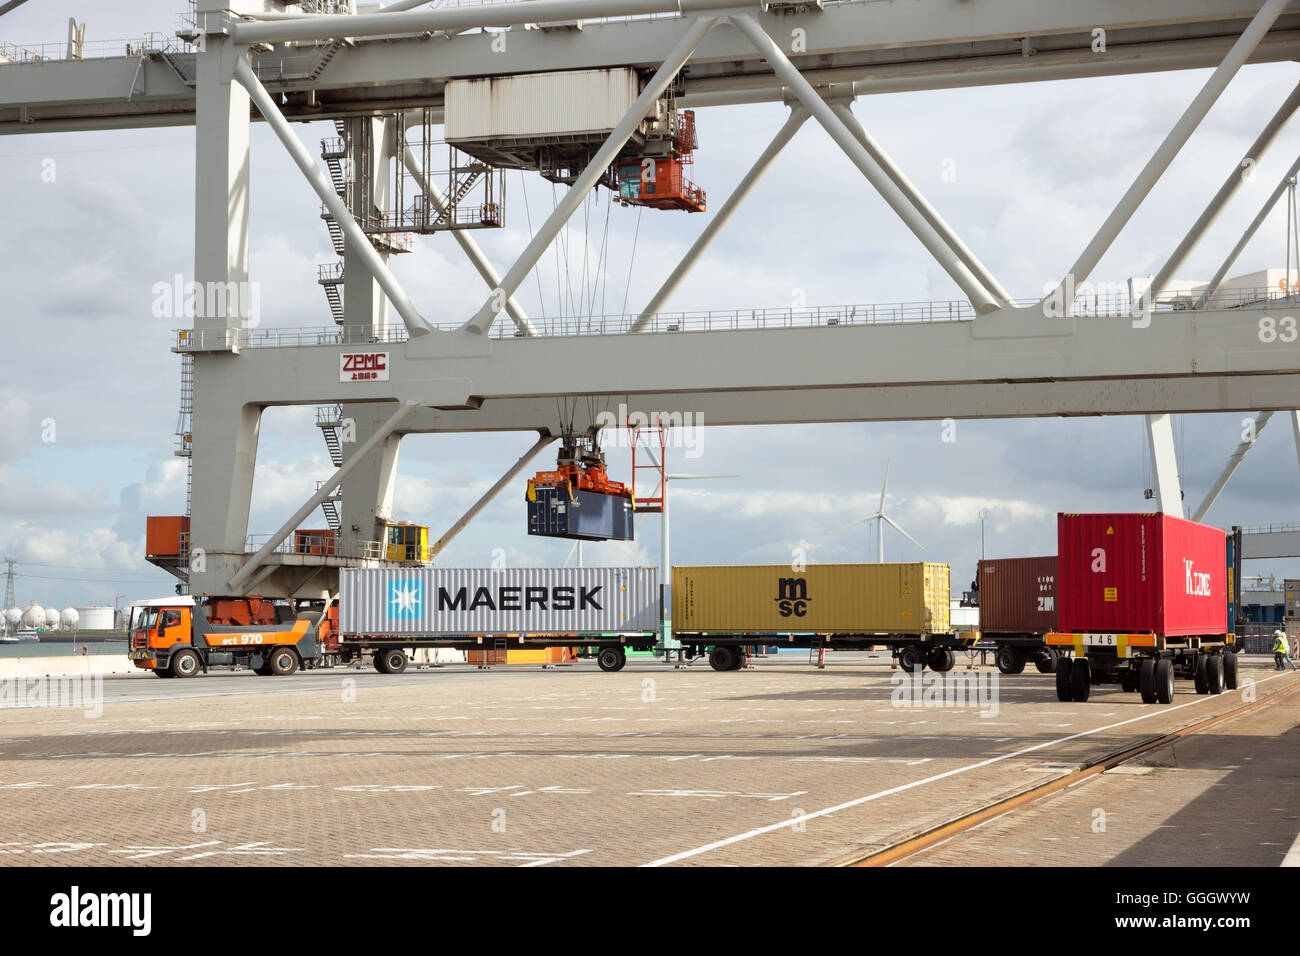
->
[[2, 1, 1300, 610]]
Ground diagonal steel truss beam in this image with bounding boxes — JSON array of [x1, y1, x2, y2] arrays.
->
[[232, 57, 435, 339], [1150, 80, 1300, 305], [829, 99, 1012, 306], [401, 143, 536, 336], [1047, 0, 1290, 311], [429, 432, 557, 558], [1193, 411, 1274, 522], [1197, 151, 1300, 308], [461, 15, 718, 335], [732, 13, 1001, 314], [632, 105, 809, 331], [227, 401, 421, 592]]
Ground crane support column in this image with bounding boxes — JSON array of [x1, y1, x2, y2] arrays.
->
[[1146, 413, 1185, 519], [462, 15, 718, 335], [633, 107, 809, 331], [732, 13, 1001, 314], [193, 35, 252, 340], [338, 402, 405, 546], [1047, 0, 1289, 309]]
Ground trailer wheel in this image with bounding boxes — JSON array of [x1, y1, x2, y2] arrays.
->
[[897, 645, 926, 673], [598, 646, 628, 672], [1034, 650, 1057, 674], [707, 647, 735, 672], [269, 647, 299, 676], [1155, 659, 1175, 704], [1137, 658, 1155, 703], [1205, 653, 1224, 695], [928, 647, 955, 672], [1193, 653, 1210, 695], [1223, 650, 1239, 690], [995, 646, 1026, 675], [1055, 657, 1073, 701], [170, 649, 201, 679], [380, 649, 408, 674], [1068, 657, 1091, 702], [731, 649, 749, 670], [373, 651, 390, 674]]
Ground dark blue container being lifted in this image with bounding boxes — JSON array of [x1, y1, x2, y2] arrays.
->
[[528, 486, 635, 541]]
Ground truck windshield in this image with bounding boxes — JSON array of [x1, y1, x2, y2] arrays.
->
[[136, 609, 159, 631]]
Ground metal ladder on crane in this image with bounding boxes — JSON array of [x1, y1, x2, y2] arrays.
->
[[315, 405, 345, 531]]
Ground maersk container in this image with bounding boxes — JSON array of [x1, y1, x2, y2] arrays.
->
[[672, 563, 950, 635], [977, 556, 1057, 634], [339, 567, 659, 637], [1056, 513, 1227, 637]]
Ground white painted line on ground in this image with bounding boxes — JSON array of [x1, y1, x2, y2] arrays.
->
[[643, 674, 1294, 867], [1283, 829, 1300, 867]]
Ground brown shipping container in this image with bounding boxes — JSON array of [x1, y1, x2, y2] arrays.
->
[[145, 515, 190, 557], [672, 563, 950, 635], [977, 556, 1057, 634]]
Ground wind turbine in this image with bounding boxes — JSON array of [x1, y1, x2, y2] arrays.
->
[[832, 461, 924, 562]]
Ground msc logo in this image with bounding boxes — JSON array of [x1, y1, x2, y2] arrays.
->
[[387, 579, 424, 619], [775, 577, 811, 618]]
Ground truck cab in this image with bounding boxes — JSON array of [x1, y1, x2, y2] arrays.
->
[[128, 596, 324, 678]]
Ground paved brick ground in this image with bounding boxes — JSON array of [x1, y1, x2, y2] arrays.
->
[[906, 680, 1300, 867], [0, 654, 1295, 866]]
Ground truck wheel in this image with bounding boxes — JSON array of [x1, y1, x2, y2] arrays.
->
[[1069, 657, 1091, 702], [731, 649, 749, 670], [1223, 650, 1239, 690], [170, 649, 201, 679], [1055, 657, 1073, 701], [1205, 654, 1224, 695], [928, 647, 955, 672], [1193, 653, 1210, 695], [707, 647, 734, 672], [897, 645, 926, 673], [598, 646, 627, 672], [995, 646, 1026, 675], [381, 649, 408, 674], [153, 669, 175, 679], [269, 647, 299, 676], [1155, 659, 1174, 704], [1034, 650, 1057, 674]]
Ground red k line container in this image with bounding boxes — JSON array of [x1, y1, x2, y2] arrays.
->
[[977, 556, 1057, 633], [1056, 513, 1227, 637]]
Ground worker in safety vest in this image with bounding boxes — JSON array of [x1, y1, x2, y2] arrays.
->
[[1273, 629, 1297, 671]]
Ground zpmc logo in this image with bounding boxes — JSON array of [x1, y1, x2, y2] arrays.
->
[[775, 577, 811, 618]]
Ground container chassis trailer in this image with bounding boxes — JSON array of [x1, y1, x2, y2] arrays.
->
[[1046, 632, 1240, 704]]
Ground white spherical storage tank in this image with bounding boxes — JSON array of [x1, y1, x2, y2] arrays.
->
[[60, 607, 80, 630], [74, 606, 115, 631], [21, 602, 45, 628], [44, 607, 60, 629], [4, 607, 20, 626]]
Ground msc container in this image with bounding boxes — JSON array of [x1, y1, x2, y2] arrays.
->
[[672, 563, 950, 635], [1056, 513, 1227, 637], [977, 556, 1057, 634], [339, 567, 659, 637], [444, 68, 642, 143]]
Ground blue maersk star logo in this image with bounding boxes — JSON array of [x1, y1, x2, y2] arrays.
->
[[388, 580, 424, 619]]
